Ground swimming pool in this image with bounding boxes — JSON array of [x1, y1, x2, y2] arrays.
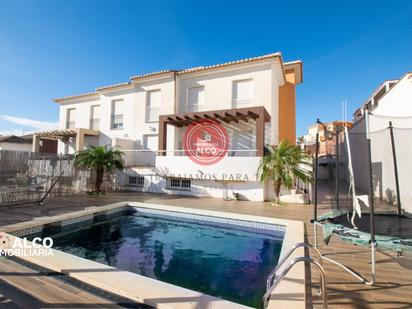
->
[[3, 202, 305, 309], [30, 207, 284, 307]]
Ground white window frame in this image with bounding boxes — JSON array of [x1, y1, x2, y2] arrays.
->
[[111, 99, 124, 130], [186, 85, 205, 112], [166, 177, 191, 191], [145, 90, 161, 123], [232, 78, 253, 107], [89, 105, 100, 130], [66, 108, 76, 129]]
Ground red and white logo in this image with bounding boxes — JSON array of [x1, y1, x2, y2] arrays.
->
[[183, 119, 229, 165]]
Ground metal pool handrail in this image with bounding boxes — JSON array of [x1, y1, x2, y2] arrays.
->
[[262, 256, 328, 309], [266, 242, 323, 290]]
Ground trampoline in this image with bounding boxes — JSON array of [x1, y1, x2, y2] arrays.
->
[[319, 211, 412, 252], [312, 110, 412, 285]]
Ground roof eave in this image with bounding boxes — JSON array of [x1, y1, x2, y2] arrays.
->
[[53, 92, 100, 104], [284, 60, 303, 84]]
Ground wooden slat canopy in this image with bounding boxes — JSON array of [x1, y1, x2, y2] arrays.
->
[[36, 129, 78, 138], [160, 106, 270, 127], [32, 128, 99, 153], [158, 106, 270, 157], [35, 128, 99, 138]]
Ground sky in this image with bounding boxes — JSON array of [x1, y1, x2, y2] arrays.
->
[[0, 0, 411, 137]]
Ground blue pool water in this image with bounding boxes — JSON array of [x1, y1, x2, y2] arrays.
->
[[36, 210, 283, 308]]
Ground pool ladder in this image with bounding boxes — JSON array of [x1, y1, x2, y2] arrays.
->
[[262, 242, 328, 309]]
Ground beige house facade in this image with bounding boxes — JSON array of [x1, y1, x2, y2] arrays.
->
[[45, 53, 302, 201]]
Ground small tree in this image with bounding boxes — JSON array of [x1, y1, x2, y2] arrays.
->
[[258, 140, 312, 204], [75, 145, 124, 193]]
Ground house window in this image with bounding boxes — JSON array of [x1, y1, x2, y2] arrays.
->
[[111, 99, 124, 129], [181, 179, 191, 190], [66, 108, 76, 129], [167, 177, 191, 191], [90, 105, 100, 130], [146, 90, 161, 122], [232, 79, 253, 107], [129, 175, 144, 187], [187, 86, 204, 112]]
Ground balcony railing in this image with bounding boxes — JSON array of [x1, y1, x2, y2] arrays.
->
[[232, 98, 253, 108], [66, 121, 75, 129], [89, 119, 100, 130], [121, 149, 258, 167], [122, 150, 156, 167], [145, 107, 160, 123]]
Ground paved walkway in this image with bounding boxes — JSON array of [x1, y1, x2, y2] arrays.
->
[[0, 191, 411, 308], [0, 258, 135, 309]]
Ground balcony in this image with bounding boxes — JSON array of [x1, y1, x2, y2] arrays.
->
[[122, 150, 156, 167], [89, 119, 100, 130], [158, 106, 270, 157], [66, 121, 76, 129], [145, 107, 160, 123], [121, 149, 260, 181], [232, 98, 254, 108], [155, 151, 260, 181]]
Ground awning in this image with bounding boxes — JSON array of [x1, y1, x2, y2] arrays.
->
[[33, 128, 99, 153], [35, 128, 99, 139], [158, 106, 270, 157], [161, 106, 270, 127]]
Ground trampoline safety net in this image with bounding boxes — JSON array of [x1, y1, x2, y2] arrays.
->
[[315, 113, 412, 252]]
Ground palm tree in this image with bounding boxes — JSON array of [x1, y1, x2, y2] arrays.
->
[[258, 140, 312, 204], [75, 145, 124, 193]]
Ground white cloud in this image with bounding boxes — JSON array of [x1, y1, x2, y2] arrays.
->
[[0, 114, 58, 133], [0, 128, 30, 136]]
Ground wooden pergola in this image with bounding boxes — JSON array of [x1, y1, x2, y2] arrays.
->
[[32, 128, 99, 152], [158, 106, 270, 157]]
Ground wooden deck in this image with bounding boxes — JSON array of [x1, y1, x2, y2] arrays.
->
[[0, 191, 411, 308]]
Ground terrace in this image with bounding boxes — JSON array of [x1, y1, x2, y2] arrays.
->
[[0, 191, 410, 308], [32, 128, 99, 153], [121, 106, 271, 183]]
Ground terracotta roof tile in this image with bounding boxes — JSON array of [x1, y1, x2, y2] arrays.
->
[[54, 52, 296, 103]]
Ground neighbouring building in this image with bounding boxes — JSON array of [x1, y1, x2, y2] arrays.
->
[[365, 73, 412, 118], [0, 135, 32, 152], [0, 134, 58, 153], [35, 53, 303, 201], [349, 72, 412, 213], [353, 79, 398, 123], [304, 121, 353, 156]]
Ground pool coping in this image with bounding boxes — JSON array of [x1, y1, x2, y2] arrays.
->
[[0, 201, 305, 309]]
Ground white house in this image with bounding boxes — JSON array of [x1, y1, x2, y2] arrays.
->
[[0, 135, 32, 152], [350, 72, 412, 213], [37, 53, 303, 201]]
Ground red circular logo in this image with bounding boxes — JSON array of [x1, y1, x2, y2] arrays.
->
[[183, 119, 229, 165]]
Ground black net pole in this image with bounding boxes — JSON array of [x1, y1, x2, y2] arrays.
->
[[366, 111, 376, 245], [335, 126, 340, 211], [367, 138, 376, 243], [389, 121, 402, 215], [314, 130, 320, 222]]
